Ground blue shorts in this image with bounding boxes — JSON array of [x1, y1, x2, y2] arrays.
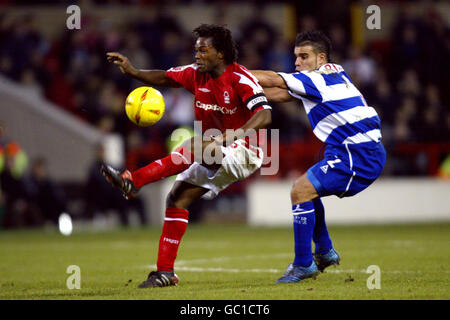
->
[[307, 142, 386, 198]]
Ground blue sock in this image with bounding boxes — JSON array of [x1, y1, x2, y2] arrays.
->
[[312, 198, 333, 255], [292, 201, 315, 267]]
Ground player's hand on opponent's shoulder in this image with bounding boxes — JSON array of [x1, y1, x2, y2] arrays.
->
[[106, 52, 137, 76]]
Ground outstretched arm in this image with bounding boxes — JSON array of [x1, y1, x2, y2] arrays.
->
[[107, 52, 178, 87], [251, 70, 294, 102], [251, 70, 287, 89], [263, 87, 294, 103]]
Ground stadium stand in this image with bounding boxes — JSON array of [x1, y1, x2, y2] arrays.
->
[[0, 1, 448, 228]]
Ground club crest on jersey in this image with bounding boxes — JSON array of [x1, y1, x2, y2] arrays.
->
[[224, 91, 230, 104], [320, 165, 329, 174]]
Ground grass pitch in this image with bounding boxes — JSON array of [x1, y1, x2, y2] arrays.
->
[[0, 223, 449, 300]]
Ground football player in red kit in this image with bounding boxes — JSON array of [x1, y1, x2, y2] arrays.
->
[[104, 24, 272, 288]]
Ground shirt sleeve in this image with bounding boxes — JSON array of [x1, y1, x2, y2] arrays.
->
[[166, 64, 197, 94], [234, 68, 271, 113], [278, 72, 323, 102]]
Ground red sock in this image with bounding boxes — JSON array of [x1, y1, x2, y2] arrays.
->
[[131, 146, 194, 188], [157, 208, 189, 271]]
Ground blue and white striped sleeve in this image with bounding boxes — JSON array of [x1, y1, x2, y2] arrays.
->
[[278, 72, 323, 102]]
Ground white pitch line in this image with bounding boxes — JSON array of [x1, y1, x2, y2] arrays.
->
[[174, 266, 281, 273], [175, 253, 292, 266], [145, 264, 440, 274], [144, 253, 291, 270], [143, 253, 450, 274]]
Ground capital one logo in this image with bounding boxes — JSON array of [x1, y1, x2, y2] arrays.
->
[[195, 100, 237, 115]]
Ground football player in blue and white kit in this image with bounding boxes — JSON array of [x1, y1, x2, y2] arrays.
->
[[252, 31, 386, 283]]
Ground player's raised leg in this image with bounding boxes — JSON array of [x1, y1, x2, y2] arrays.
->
[[101, 136, 222, 198], [132, 141, 196, 187], [138, 181, 208, 288], [101, 165, 140, 199]]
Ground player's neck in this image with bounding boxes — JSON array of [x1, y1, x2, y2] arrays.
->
[[315, 62, 327, 70], [209, 63, 228, 78]]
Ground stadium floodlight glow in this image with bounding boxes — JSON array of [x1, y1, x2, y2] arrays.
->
[[58, 213, 73, 236]]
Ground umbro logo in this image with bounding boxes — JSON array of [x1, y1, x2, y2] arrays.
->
[[320, 165, 329, 174], [198, 88, 211, 92]]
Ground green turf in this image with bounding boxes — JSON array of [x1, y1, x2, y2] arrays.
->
[[0, 223, 449, 300]]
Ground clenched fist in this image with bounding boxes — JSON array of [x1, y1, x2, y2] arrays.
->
[[106, 52, 138, 76]]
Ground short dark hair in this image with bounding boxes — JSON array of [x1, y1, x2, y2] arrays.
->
[[193, 24, 238, 64], [295, 30, 332, 62]]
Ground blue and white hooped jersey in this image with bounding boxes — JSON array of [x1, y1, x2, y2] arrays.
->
[[278, 63, 381, 146]]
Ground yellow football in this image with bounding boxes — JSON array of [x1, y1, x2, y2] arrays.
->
[[125, 86, 165, 127]]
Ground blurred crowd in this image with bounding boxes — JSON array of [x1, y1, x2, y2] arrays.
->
[[0, 123, 148, 229], [0, 1, 449, 228], [0, 123, 66, 228]]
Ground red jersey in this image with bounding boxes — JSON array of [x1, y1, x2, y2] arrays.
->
[[166, 62, 271, 137]]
